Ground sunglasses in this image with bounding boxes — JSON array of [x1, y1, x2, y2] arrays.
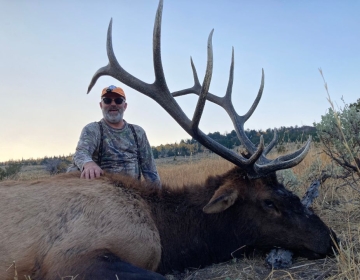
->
[[102, 97, 125, 105]]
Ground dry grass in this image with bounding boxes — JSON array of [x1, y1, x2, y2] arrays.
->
[[157, 153, 234, 188], [9, 165, 50, 181]]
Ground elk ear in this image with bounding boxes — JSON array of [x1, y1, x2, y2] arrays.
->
[[203, 185, 239, 214]]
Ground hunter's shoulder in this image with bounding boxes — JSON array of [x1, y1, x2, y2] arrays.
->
[[81, 121, 102, 134], [127, 123, 146, 134]]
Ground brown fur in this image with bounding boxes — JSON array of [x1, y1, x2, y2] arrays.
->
[[0, 173, 161, 279], [0, 168, 336, 278]]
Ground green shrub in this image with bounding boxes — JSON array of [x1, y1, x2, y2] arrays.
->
[[44, 158, 69, 175], [314, 102, 360, 178], [0, 168, 6, 180], [277, 169, 300, 191], [0, 162, 22, 180]]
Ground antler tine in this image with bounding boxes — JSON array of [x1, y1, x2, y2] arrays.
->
[[171, 58, 202, 97], [153, 0, 170, 93], [275, 136, 312, 162], [172, 58, 224, 105], [172, 57, 224, 111], [224, 47, 235, 102], [263, 129, 278, 156], [242, 69, 264, 122], [254, 137, 312, 176], [191, 30, 214, 132], [246, 135, 265, 166], [88, 18, 155, 97], [190, 57, 201, 87], [222, 49, 261, 156]]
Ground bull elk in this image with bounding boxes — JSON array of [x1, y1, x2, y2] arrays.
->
[[0, 0, 337, 279]]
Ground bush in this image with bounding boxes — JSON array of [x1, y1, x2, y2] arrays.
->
[[44, 158, 68, 175], [277, 169, 300, 190], [314, 102, 360, 180], [349, 98, 360, 112], [0, 168, 6, 180], [152, 148, 159, 159], [0, 162, 22, 180]]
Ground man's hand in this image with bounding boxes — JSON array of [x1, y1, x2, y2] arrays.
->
[[81, 161, 104, 179]]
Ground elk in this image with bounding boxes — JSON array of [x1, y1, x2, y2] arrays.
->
[[0, 0, 337, 279]]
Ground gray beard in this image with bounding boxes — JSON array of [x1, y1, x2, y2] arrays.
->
[[102, 109, 124, 124]]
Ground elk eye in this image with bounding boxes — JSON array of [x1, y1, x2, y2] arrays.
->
[[264, 200, 275, 208]]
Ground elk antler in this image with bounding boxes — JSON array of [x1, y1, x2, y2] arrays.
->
[[87, 0, 311, 178]]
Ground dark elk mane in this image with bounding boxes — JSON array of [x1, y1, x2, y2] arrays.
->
[[93, 170, 281, 273]]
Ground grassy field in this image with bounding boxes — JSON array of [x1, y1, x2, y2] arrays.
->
[[3, 143, 360, 279]]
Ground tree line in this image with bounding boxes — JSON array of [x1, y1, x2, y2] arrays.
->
[[0, 155, 72, 167], [0, 155, 73, 180], [151, 125, 318, 159]]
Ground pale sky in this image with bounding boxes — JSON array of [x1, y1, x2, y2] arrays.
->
[[0, 0, 359, 162]]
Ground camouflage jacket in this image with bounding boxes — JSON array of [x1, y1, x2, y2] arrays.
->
[[72, 119, 161, 187]]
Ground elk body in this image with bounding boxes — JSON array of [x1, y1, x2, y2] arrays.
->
[[0, 168, 335, 279], [1, 0, 337, 279]]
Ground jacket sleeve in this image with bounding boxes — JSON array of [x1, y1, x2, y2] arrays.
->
[[136, 126, 161, 188], [73, 122, 100, 171]]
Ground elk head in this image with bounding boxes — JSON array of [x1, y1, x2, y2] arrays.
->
[[201, 167, 336, 260]]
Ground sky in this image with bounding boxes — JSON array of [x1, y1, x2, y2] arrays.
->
[[0, 0, 359, 162]]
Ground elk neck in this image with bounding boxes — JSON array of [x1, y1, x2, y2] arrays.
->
[[146, 168, 261, 274]]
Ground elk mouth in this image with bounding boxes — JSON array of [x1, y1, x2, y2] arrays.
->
[[296, 231, 338, 260]]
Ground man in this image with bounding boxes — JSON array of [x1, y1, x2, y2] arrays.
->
[[69, 85, 161, 187]]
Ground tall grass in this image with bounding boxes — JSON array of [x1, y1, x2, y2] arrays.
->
[[157, 155, 234, 188]]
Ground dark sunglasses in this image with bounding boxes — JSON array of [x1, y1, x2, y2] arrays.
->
[[102, 97, 125, 105]]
